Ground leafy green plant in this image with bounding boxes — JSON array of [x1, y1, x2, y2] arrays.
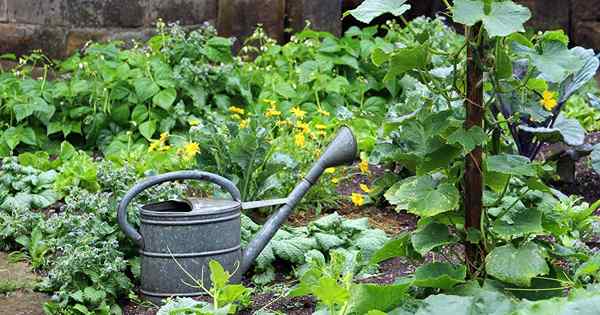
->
[[242, 212, 389, 284], [157, 260, 251, 315], [563, 93, 600, 132], [9, 226, 49, 269]]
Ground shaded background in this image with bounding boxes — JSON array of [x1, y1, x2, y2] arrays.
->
[[1, 0, 599, 59]]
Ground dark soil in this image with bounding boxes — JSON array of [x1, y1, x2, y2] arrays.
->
[[548, 132, 600, 208]]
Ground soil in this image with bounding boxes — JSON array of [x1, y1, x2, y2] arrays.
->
[[548, 132, 600, 208], [0, 252, 48, 315]]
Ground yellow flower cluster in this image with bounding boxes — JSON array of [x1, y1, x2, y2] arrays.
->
[[148, 132, 171, 152], [228, 105, 250, 128], [317, 107, 330, 117], [179, 142, 200, 161], [351, 193, 364, 206], [294, 133, 305, 147], [540, 90, 558, 111], [291, 107, 306, 119], [359, 158, 369, 173], [264, 99, 281, 117]]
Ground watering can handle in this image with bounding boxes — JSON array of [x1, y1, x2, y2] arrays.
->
[[117, 170, 241, 248]]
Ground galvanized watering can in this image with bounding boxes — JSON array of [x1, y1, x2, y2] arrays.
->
[[117, 127, 357, 303]]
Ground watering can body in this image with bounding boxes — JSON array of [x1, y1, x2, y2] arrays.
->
[[117, 126, 357, 304], [139, 199, 242, 303]]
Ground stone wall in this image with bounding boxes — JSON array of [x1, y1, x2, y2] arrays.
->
[[0, 0, 341, 59], [1, 0, 600, 60]]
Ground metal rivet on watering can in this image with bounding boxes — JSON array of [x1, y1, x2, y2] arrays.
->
[[117, 126, 357, 304]]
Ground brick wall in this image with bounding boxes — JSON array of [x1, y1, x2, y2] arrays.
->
[[0, 0, 599, 60]]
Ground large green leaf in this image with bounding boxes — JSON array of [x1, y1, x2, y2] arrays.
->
[[514, 41, 585, 83], [134, 78, 160, 101], [491, 208, 543, 238], [485, 242, 549, 287], [139, 120, 157, 140], [370, 233, 415, 264], [453, 0, 531, 37], [385, 175, 460, 217], [560, 47, 599, 102], [413, 262, 466, 290], [347, 282, 411, 314], [344, 0, 411, 24], [486, 154, 536, 177], [411, 222, 456, 256], [415, 294, 474, 315], [447, 126, 487, 153], [384, 46, 429, 82], [519, 114, 585, 146], [152, 88, 177, 110]]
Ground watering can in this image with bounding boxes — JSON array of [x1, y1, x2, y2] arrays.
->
[[117, 126, 357, 304]]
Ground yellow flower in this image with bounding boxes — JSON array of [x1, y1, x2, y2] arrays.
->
[[359, 159, 369, 173], [159, 145, 171, 152], [316, 124, 327, 130], [540, 90, 558, 111], [290, 107, 306, 119], [297, 122, 310, 133], [331, 177, 339, 184], [159, 132, 169, 143], [294, 133, 305, 148], [148, 140, 161, 152], [276, 120, 290, 127], [360, 183, 372, 193], [239, 118, 250, 129], [229, 106, 245, 115], [181, 142, 200, 160], [189, 119, 200, 126], [266, 107, 281, 117], [317, 107, 330, 117], [325, 167, 335, 174], [351, 193, 364, 206]]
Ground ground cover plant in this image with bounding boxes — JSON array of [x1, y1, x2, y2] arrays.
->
[[1, 0, 600, 314]]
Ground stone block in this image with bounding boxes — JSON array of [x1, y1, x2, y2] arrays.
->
[[287, 0, 342, 36], [573, 21, 600, 51], [65, 27, 156, 56], [0, 23, 67, 58], [6, 0, 66, 26], [518, 0, 570, 31], [0, 0, 7, 22], [572, 0, 600, 22], [145, 0, 218, 26], [217, 0, 285, 49]]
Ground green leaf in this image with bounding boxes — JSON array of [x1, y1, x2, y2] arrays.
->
[[134, 78, 160, 101], [415, 294, 475, 315], [370, 233, 414, 264], [485, 242, 549, 286], [453, 0, 531, 37], [347, 282, 411, 314], [152, 88, 177, 110], [542, 30, 569, 46], [515, 41, 585, 83], [527, 78, 548, 93], [491, 208, 543, 238], [3, 126, 36, 150], [344, 0, 411, 24], [385, 46, 429, 82], [575, 254, 600, 280], [314, 233, 345, 251], [411, 222, 456, 256], [353, 229, 390, 260], [371, 48, 390, 66], [413, 262, 467, 289], [325, 77, 350, 94], [139, 120, 156, 140], [447, 126, 487, 153], [519, 114, 585, 146], [313, 276, 349, 307], [274, 81, 296, 99], [486, 154, 536, 177], [385, 175, 460, 217], [209, 260, 230, 289]]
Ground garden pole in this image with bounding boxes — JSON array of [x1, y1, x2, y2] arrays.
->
[[464, 23, 485, 275]]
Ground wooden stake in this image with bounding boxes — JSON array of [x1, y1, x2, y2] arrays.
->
[[464, 24, 485, 275]]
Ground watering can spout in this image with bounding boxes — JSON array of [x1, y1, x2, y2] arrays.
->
[[239, 126, 357, 275]]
